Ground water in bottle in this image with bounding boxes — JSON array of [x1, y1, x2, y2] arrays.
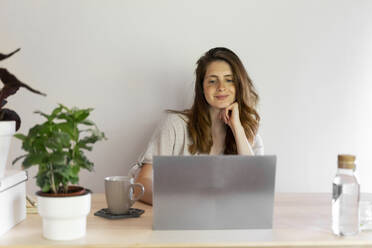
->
[[332, 154, 360, 236]]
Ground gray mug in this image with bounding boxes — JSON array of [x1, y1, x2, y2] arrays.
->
[[104, 176, 145, 214]]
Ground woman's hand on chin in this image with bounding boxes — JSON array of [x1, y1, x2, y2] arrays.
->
[[218, 102, 242, 130]]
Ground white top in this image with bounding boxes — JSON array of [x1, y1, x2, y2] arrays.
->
[[137, 113, 264, 165]]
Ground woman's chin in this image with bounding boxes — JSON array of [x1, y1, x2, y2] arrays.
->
[[212, 102, 231, 109]]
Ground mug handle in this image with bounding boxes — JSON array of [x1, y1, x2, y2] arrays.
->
[[130, 183, 145, 203]]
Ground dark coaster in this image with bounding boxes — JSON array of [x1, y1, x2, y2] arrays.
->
[[94, 208, 144, 219]]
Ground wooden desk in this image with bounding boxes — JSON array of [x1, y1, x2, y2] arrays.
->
[[1, 193, 372, 247]]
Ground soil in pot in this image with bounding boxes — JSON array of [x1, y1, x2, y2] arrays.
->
[[36, 186, 89, 197]]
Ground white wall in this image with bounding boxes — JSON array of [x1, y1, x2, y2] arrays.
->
[[1, 0, 371, 194]]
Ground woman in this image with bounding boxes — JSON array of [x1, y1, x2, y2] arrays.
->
[[132, 47, 263, 205]]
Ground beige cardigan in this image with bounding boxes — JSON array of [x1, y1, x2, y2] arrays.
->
[[137, 112, 264, 165]]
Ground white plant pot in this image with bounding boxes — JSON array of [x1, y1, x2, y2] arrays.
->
[[36, 190, 91, 240], [0, 121, 16, 179]]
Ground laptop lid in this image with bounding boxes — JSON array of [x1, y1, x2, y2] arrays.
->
[[153, 155, 276, 230]]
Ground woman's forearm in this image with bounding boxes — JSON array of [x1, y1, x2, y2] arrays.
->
[[135, 164, 153, 205], [137, 176, 153, 205], [231, 124, 254, 155]]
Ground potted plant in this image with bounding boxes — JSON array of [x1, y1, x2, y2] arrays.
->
[[0, 48, 46, 178], [12, 104, 106, 240]]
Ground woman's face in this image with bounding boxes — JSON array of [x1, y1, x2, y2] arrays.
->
[[203, 60, 236, 109]]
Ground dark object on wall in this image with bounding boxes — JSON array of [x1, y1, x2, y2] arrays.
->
[[0, 48, 46, 130]]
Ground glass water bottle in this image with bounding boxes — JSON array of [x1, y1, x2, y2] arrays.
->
[[332, 154, 360, 236]]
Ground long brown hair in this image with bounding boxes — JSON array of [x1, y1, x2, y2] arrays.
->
[[168, 47, 260, 154]]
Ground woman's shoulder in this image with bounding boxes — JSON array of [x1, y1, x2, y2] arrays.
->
[[155, 111, 189, 135], [163, 111, 189, 125]]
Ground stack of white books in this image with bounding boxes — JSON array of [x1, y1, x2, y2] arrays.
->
[[0, 170, 27, 236]]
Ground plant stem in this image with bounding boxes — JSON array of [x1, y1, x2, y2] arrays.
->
[[64, 184, 68, 193], [49, 164, 57, 194]]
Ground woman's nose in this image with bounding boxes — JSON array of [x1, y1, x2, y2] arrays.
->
[[217, 82, 226, 91]]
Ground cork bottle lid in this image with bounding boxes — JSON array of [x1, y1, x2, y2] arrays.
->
[[338, 154, 356, 169]]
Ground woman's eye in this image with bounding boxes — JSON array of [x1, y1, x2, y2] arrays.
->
[[227, 79, 233, 82], [209, 81, 216, 83]]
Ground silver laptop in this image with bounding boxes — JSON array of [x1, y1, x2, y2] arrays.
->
[[153, 155, 276, 230]]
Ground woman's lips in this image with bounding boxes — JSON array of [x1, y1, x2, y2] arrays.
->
[[215, 95, 228, 100]]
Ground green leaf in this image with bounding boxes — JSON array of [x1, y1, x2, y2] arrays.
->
[[50, 106, 63, 120], [22, 154, 44, 168], [36, 171, 51, 192], [49, 151, 67, 165], [58, 103, 70, 113], [71, 165, 80, 175], [79, 145, 92, 151], [13, 133, 27, 141], [45, 132, 71, 150], [30, 138, 48, 154], [56, 113, 73, 122], [28, 124, 42, 136], [45, 138, 62, 150], [41, 184, 51, 193], [73, 109, 92, 122], [73, 152, 94, 171], [56, 132, 71, 148], [57, 122, 75, 140], [78, 135, 98, 147], [69, 177, 79, 184], [34, 111, 49, 119], [78, 128, 106, 144], [52, 165, 70, 180], [81, 119, 94, 126]]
